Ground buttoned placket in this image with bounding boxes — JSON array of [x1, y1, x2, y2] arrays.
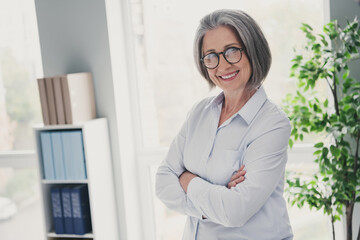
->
[[194, 100, 241, 240]]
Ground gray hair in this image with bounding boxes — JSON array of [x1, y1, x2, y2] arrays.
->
[[194, 9, 271, 90]]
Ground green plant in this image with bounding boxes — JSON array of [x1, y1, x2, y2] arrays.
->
[[283, 18, 360, 240]]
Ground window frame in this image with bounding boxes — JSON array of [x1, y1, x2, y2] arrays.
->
[[0, 151, 37, 168]]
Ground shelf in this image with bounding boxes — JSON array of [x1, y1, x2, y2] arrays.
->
[[33, 118, 108, 130], [35, 118, 119, 240], [33, 123, 84, 130], [42, 179, 88, 184], [47, 232, 94, 238]]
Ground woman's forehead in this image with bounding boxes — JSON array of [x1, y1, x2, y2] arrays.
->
[[202, 26, 242, 52]]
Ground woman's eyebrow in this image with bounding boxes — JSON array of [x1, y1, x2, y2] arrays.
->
[[203, 43, 241, 55]]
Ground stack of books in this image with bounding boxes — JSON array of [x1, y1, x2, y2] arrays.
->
[[40, 130, 87, 180], [50, 185, 92, 235], [37, 72, 96, 125]]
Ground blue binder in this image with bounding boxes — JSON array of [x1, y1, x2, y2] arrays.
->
[[61, 187, 74, 234], [51, 132, 66, 180], [50, 187, 65, 234], [71, 185, 92, 234], [62, 130, 87, 180], [40, 132, 55, 180]]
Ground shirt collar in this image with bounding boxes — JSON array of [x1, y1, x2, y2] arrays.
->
[[205, 91, 225, 109], [206, 86, 268, 125], [238, 86, 267, 125]]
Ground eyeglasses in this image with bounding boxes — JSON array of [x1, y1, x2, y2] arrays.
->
[[201, 47, 246, 69]]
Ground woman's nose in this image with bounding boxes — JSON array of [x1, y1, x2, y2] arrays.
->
[[217, 53, 232, 70]]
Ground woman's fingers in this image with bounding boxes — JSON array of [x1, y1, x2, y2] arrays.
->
[[228, 165, 246, 188], [230, 168, 246, 182], [234, 176, 245, 184], [227, 175, 245, 188]]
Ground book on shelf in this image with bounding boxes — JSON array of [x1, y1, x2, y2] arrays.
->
[[40, 130, 87, 181], [44, 77, 58, 125], [50, 185, 92, 236], [50, 187, 65, 234], [71, 185, 92, 235], [37, 78, 50, 125], [61, 186, 74, 234], [62, 130, 87, 180], [61, 72, 96, 124], [37, 72, 96, 125], [52, 76, 66, 124], [40, 131, 56, 180], [51, 131, 66, 180]]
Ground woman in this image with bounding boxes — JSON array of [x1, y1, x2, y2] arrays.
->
[[156, 9, 293, 240]]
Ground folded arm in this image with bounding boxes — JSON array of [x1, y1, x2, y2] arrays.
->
[[155, 118, 204, 219], [185, 122, 291, 227]]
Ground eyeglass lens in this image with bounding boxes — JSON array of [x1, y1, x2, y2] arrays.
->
[[203, 47, 242, 69]]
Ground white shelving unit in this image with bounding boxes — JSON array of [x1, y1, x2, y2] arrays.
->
[[34, 118, 119, 240]]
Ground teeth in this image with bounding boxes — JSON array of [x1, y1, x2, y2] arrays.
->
[[221, 71, 237, 79]]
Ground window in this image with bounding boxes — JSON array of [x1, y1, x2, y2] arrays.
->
[[0, 0, 42, 151], [0, 167, 44, 240], [0, 0, 44, 239], [127, 0, 332, 239]]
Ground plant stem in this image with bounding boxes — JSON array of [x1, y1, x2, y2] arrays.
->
[[346, 203, 354, 240], [325, 77, 334, 92], [331, 214, 336, 240], [355, 132, 360, 240], [354, 130, 360, 185], [332, 74, 340, 116]]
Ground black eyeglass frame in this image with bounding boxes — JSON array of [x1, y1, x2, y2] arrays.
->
[[200, 47, 246, 69]]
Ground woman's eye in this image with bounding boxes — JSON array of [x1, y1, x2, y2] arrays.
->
[[226, 48, 237, 54], [204, 53, 217, 61]]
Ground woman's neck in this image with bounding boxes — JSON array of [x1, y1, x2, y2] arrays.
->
[[218, 87, 257, 127], [222, 88, 256, 115]]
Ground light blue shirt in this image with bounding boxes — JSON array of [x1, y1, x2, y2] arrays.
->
[[156, 86, 293, 240]]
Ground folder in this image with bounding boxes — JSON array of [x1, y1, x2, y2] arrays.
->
[[61, 187, 74, 234], [62, 130, 87, 180], [50, 187, 65, 234], [71, 185, 92, 234], [51, 131, 66, 180], [40, 132, 55, 180]]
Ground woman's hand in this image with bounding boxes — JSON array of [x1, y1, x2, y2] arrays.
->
[[179, 171, 197, 193], [227, 165, 246, 188]]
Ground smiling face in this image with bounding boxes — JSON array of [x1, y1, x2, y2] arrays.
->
[[202, 25, 252, 96]]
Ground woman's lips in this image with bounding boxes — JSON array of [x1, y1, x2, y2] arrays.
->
[[219, 70, 239, 81]]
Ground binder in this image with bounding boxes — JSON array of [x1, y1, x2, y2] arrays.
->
[[61, 187, 74, 234], [62, 130, 87, 180], [50, 187, 65, 234], [71, 185, 92, 234], [51, 131, 66, 180], [40, 132, 55, 180]]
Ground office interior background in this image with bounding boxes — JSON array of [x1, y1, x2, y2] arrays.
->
[[0, 0, 359, 239]]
